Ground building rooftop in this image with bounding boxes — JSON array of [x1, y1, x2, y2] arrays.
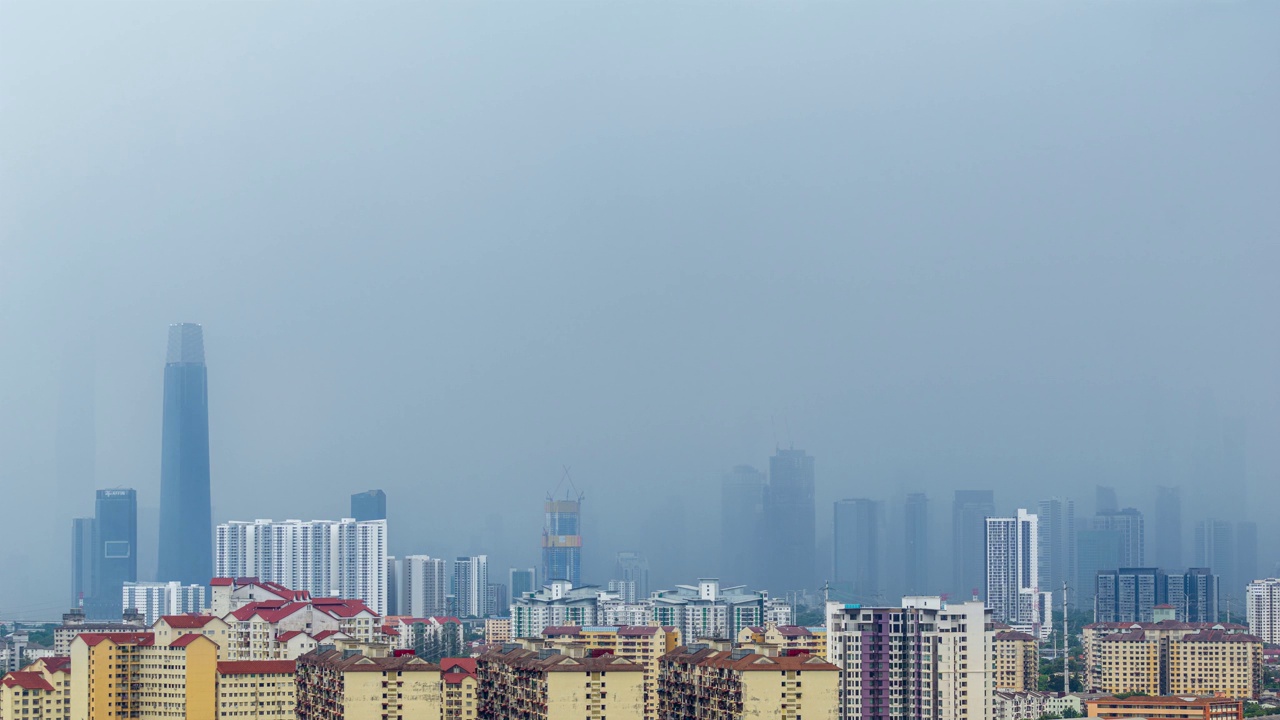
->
[[302, 649, 439, 672], [217, 660, 296, 675], [480, 647, 644, 673], [662, 646, 839, 672], [1, 672, 54, 692], [159, 615, 221, 629]]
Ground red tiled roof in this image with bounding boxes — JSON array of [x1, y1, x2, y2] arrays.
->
[[995, 630, 1038, 642], [618, 626, 659, 637], [312, 630, 345, 641], [160, 615, 219, 629], [217, 660, 296, 675], [774, 625, 814, 638], [543, 626, 583, 636], [169, 633, 213, 648], [36, 657, 71, 674], [277, 631, 307, 642], [2, 672, 54, 692], [441, 658, 477, 674], [382, 625, 400, 636], [1181, 630, 1262, 643], [78, 632, 155, 647], [211, 578, 234, 586], [662, 647, 839, 672]]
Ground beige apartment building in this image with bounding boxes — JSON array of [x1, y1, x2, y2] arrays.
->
[[0, 657, 71, 720], [295, 649, 442, 720], [658, 645, 840, 720], [215, 660, 296, 719], [994, 630, 1039, 691], [441, 658, 478, 720], [1089, 624, 1262, 698], [534, 625, 680, 719], [734, 622, 827, 659], [1085, 695, 1243, 720], [477, 646, 646, 720], [1082, 621, 1249, 692]]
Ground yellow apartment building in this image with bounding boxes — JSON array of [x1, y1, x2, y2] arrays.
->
[[658, 645, 840, 720], [1086, 695, 1243, 720], [477, 646, 645, 720], [734, 623, 827, 659], [441, 658, 477, 720], [994, 630, 1039, 691], [0, 656, 71, 720], [295, 649, 441, 720], [215, 660, 296, 719], [1167, 631, 1263, 698], [536, 625, 680, 718]]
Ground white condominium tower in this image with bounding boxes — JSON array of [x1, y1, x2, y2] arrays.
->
[[1247, 578, 1280, 643], [986, 508, 1047, 635], [404, 555, 450, 618], [215, 518, 387, 615]]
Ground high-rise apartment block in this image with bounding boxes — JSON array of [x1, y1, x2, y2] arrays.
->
[[833, 498, 879, 602], [1246, 578, 1280, 644], [953, 490, 995, 598], [720, 465, 766, 586], [215, 518, 388, 615], [122, 581, 207, 624], [1082, 620, 1253, 693], [1095, 568, 1218, 623], [509, 567, 537, 602], [157, 323, 213, 587], [649, 579, 790, 642], [762, 448, 816, 594], [542, 495, 583, 585], [535, 624, 682, 718], [613, 551, 651, 602], [453, 555, 489, 618], [296, 649, 443, 720], [993, 630, 1039, 692], [349, 489, 386, 521], [1092, 508, 1146, 567], [477, 647, 645, 720], [826, 597, 994, 720], [1037, 497, 1075, 596], [986, 509, 1046, 635], [404, 555, 450, 618], [1094, 628, 1262, 698], [1196, 519, 1257, 605], [903, 493, 929, 595]]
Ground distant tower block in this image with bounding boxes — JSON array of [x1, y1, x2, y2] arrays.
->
[[543, 471, 584, 585]]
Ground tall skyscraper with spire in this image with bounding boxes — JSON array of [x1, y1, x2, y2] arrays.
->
[[156, 323, 212, 586]]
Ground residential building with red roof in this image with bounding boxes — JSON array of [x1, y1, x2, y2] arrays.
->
[[441, 658, 478, 720], [659, 645, 840, 720], [216, 660, 297, 720], [1082, 621, 1254, 694], [69, 631, 220, 720], [735, 621, 827, 659], [477, 647, 645, 720], [296, 649, 441, 720], [531, 625, 681, 719], [1086, 694, 1243, 720], [994, 629, 1040, 692], [222, 596, 386, 661]]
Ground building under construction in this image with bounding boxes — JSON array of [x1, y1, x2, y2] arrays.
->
[[543, 476, 584, 585]]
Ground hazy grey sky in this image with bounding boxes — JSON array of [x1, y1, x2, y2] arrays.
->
[[2, 2, 1278, 617]]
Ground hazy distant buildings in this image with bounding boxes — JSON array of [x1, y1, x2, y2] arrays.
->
[[70, 517, 94, 607], [1076, 527, 1125, 604], [903, 493, 929, 596], [157, 323, 213, 587], [649, 578, 791, 640], [763, 448, 816, 594], [542, 494, 583, 585], [453, 555, 489, 618], [1196, 519, 1259, 605], [986, 509, 1045, 634], [405, 555, 449, 617], [1096, 567, 1218, 623], [1037, 498, 1075, 597], [385, 556, 400, 615], [953, 490, 995, 598], [509, 567, 537, 602], [215, 517, 388, 614], [1236, 521, 1258, 597], [1095, 485, 1118, 514], [833, 498, 880, 602], [1154, 486, 1183, 569], [720, 465, 766, 586], [612, 551, 650, 603], [1092, 508, 1145, 567], [350, 489, 386, 522]]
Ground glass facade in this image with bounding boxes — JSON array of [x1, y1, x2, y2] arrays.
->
[[86, 488, 137, 619], [157, 323, 213, 586]]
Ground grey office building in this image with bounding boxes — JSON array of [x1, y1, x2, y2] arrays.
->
[[904, 493, 929, 595], [86, 488, 138, 620], [1095, 567, 1218, 623], [1038, 497, 1076, 596], [351, 489, 387, 522], [1154, 486, 1183, 569], [952, 490, 995, 598], [833, 498, 880, 602], [763, 449, 816, 594], [721, 465, 766, 586]]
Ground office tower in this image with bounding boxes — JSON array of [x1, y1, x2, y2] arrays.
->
[[453, 555, 489, 617], [215, 518, 388, 614], [486, 583, 508, 617], [1093, 508, 1145, 566], [386, 556, 401, 616], [1154, 486, 1183, 570], [827, 597, 994, 720], [350, 489, 387, 522], [763, 448, 816, 593], [986, 509, 1041, 630], [1076, 527, 1125, 604], [1194, 519, 1234, 590], [509, 567, 537, 601], [1096, 485, 1118, 514], [720, 465, 766, 585], [833, 498, 880, 601], [1037, 497, 1076, 596], [156, 323, 212, 586], [613, 551, 651, 601], [542, 493, 583, 585], [71, 517, 95, 607], [903, 493, 929, 595], [84, 489, 138, 620], [405, 555, 450, 617], [952, 490, 995, 598], [1095, 567, 1162, 622]]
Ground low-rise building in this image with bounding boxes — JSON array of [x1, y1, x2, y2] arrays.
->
[[51, 608, 146, 655], [476, 646, 645, 720], [215, 660, 297, 720], [1, 656, 72, 720], [994, 630, 1040, 691], [994, 690, 1055, 720], [223, 596, 386, 661], [295, 648, 442, 720], [658, 645, 840, 720], [734, 622, 827, 659], [1085, 695, 1243, 720]]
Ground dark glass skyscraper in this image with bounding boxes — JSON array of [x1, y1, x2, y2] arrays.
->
[[1154, 486, 1183, 569], [903, 493, 929, 595], [157, 323, 212, 586], [763, 448, 816, 594], [351, 489, 387, 521], [85, 488, 137, 619], [71, 516, 95, 606]]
